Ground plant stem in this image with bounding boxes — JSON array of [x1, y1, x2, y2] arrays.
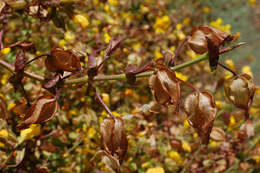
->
[[95, 90, 115, 118]]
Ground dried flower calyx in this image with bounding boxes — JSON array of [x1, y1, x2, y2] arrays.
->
[[224, 73, 255, 115], [17, 95, 59, 130], [184, 91, 217, 144], [188, 25, 234, 70], [100, 117, 128, 164], [149, 65, 180, 113]]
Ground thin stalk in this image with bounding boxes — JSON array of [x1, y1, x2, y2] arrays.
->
[[26, 54, 49, 65], [218, 62, 237, 76], [171, 36, 190, 64], [95, 90, 115, 118], [176, 77, 199, 92]]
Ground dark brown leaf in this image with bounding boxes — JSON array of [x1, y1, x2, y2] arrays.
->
[[105, 37, 124, 57], [206, 36, 219, 71], [0, 97, 9, 119]]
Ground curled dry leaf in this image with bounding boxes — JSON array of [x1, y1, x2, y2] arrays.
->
[[149, 66, 180, 113], [239, 119, 254, 138], [188, 25, 234, 70], [105, 37, 124, 57], [184, 91, 217, 144], [45, 47, 82, 73], [224, 73, 255, 111], [17, 95, 58, 130], [0, 97, 9, 119], [100, 117, 128, 164], [210, 127, 226, 142]]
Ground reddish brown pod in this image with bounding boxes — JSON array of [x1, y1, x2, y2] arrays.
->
[[184, 91, 217, 144], [45, 47, 82, 73], [100, 117, 128, 164], [224, 73, 255, 112], [17, 95, 59, 130], [149, 65, 180, 113]]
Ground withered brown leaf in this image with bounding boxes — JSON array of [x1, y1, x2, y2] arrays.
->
[[210, 127, 225, 142], [224, 73, 255, 111], [17, 95, 58, 130], [184, 91, 217, 144], [100, 117, 128, 164], [0, 97, 9, 119], [149, 66, 180, 113], [45, 47, 82, 73], [239, 119, 254, 138]]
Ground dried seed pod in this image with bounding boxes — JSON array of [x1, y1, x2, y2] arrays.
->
[[239, 119, 254, 138], [45, 47, 81, 73], [149, 66, 180, 113], [210, 127, 225, 142], [100, 117, 128, 164], [224, 73, 255, 111], [17, 95, 58, 130], [184, 91, 217, 144], [188, 25, 234, 70]]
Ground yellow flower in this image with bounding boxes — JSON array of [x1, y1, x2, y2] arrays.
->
[[168, 151, 183, 164], [108, 0, 118, 5], [215, 101, 223, 109], [7, 102, 16, 111], [104, 32, 111, 43], [68, 109, 77, 116], [0, 129, 8, 137], [64, 31, 75, 42], [229, 116, 237, 127], [73, 14, 89, 29], [210, 18, 231, 33], [154, 50, 163, 60], [112, 111, 121, 117], [242, 65, 253, 77], [1, 47, 11, 54], [141, 162, 150, 168], [225, 59, 235, 71], [154, 16, 171, 34], [132, 43, 141, 51], [125, 89, 133, 96], [20, 124, 41, 140], [209, 140, 220, 148], [1, 73, 9, 85], [249, 0, 256, 5], [183, 17, 190, 25], [146, 167, 164, 173], [0, 142, 5, 148], [175, 72, 188, 81], [176, 23, 182, 30], [182, 140, 191, 152], [59, 39, 66, 48], [202, 7, 211, 14], [101, 93, 110, 106], [88, 128, 96, 138], [186, 49, 200, 59], [183, 119, 190, 128], [253, 155, 260, 164], [193, 132, 198, 138]]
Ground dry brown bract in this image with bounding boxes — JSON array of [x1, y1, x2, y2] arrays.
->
[[149, 66, 180, 113], [45, 47, 82, 73], [184, 91, 217, 144], [17, 95, 58, 130], [224, 73, 255, 111], [100, 117, 128, 164]]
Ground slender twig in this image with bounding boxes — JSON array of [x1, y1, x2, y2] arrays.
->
[[176, 77, 200, 92], [0, 42, 244, 85], [26, 54, 49, 65], [218, 62, 237, 76], [95, 90, 115, 118], [171, 36, 190, 64]]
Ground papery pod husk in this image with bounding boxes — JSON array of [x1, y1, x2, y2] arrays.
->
[[100, 117, 128, 164], [45, 47, 81, 73], [184, 91, 217, 144], [210, 127, 225, 142], [17, 95, 58, 130], [149, 66, 180, 113], [224, 73, 255, 110], [188, 25, 234, 54], [239, 119, 254, 138]]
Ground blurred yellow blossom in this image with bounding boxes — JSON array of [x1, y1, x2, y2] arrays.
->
[[229, 116, 237, 128], [0, 129, 8, 137], [183, 119, 190, 128], [125, 89, 133, 96], [59, 39, 66, 48], [1, 73, 9, 85], [104, 32, 111, 43], [154, 50, 163, 60], [249, 0, 256, 5], [132, 43, 141, 51], [73, 14, 89, 29], [210, 18, 231, 33], [153, 16, 171, 34], [101, 93, 110, 106], [242, 65, 253, 77], [0, 142, 5, 148], [108, 0, 118, 5], [7, 102, 16, 111], [209, 140, 221, 148], [225, 59, 236, 71], [183, 17, 190, 25], [175, 72, 188, 81], [215, 101, 223, 109], [87, 128, 96, 138], [253, 155, 260, 164], [168, 151, 183, 164], [1, 47, 11, 54], [182, 140, 192, 152], [64, 31, 75, 42], [146, 167, 165, 173], [20, 124, 41, 140], [202, 7, 211, 14], [186, 49, 200, 59]]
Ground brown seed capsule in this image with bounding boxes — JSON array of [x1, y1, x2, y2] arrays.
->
[[149, 66, 180, 113], [100, 117, 128, 164], [224, 73, 255, 110], [210, 127, 225, 142], [184, 91, 217, 144], [239, 119, 254, 138], [17, 95, 58, 130], [45, 47, 81, 73]]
